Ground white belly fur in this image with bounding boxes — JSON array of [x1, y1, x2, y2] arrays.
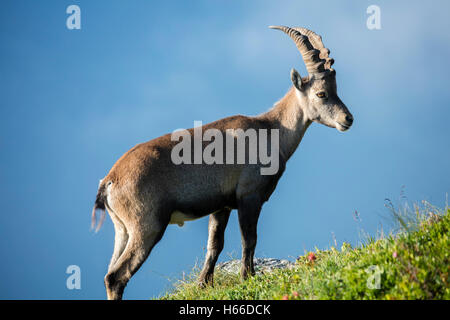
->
[[169, 209, 223, 227]]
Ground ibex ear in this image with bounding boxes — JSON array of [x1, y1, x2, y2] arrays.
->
[[291, 68, 303, 91]]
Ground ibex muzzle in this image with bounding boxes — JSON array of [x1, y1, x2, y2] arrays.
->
[[92, 25, 353, 300]]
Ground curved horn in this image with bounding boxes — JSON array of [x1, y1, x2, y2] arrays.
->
[[293, 27, 334, 70], [269, 25, 325, 75]]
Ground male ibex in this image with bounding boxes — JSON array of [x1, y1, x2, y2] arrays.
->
[[92, 26, 353, 300]]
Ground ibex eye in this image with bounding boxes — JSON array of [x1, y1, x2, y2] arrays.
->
[[316, 92, 327, 98]]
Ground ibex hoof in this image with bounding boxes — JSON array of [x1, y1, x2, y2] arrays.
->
[[197, 274, 214, 288]]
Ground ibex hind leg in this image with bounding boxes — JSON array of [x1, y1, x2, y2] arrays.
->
[[104, 210, 169, 300], [107, 209, 129, 272], [198, 208, 231, 287]]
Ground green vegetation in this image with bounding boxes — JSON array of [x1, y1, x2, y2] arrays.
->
[[160, 202, 449, 300]]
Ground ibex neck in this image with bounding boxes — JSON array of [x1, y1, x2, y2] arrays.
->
[[258, 87, 311, 160]]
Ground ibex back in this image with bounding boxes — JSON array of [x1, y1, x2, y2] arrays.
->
[[92, 26, 353, 300]]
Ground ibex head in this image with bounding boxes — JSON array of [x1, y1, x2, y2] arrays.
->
[[270, 26, 353, 132]]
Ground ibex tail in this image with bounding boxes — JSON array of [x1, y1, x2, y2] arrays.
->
[[91, 180, 108, 232]]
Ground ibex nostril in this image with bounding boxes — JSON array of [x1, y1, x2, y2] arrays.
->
[[345, 115, 353, 125]]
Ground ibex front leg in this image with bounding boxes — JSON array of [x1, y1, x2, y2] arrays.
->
[[237, 195, 262, 279], [198, 208, 231, 287]]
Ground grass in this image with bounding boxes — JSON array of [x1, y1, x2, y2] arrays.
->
[[160, 201, 449, 300]]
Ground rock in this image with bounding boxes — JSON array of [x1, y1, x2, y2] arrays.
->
[[217, 258, 295, 274]]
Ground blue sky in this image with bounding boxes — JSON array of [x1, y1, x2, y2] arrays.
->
[[0, 0, 449, 299]]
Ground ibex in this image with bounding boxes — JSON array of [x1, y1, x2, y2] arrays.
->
[[92, 26, 353, 300]]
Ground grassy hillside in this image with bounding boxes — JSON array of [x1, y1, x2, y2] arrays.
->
[[160, 203, 449, 300]]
